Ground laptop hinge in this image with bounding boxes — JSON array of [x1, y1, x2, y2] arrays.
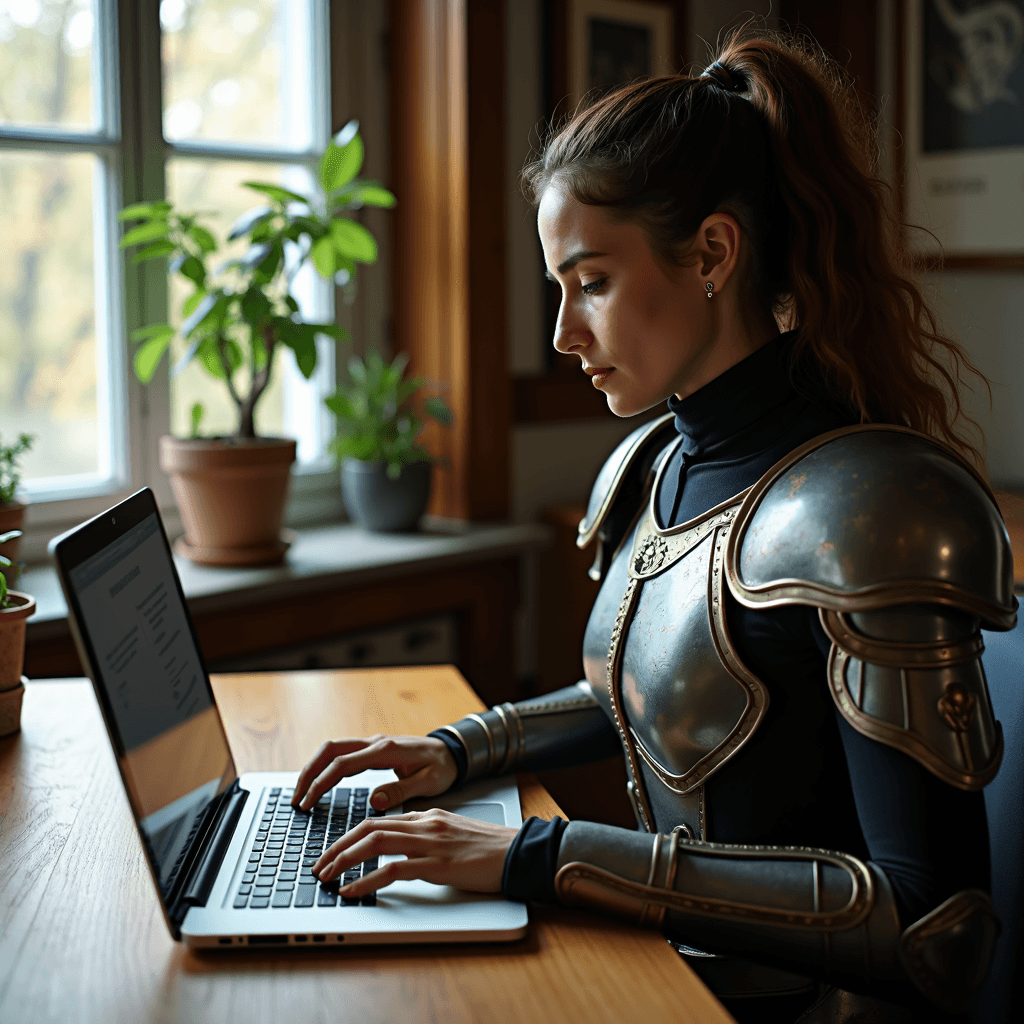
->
[[168, 780, 248, 936]]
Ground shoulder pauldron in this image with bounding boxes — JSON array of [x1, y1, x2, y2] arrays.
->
[[725, 424, 1017, 790], [577, 413, 676, 580]]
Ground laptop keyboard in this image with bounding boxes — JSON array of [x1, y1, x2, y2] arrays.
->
[[233, 786, 382, 910]]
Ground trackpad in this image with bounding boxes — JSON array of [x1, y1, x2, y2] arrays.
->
[[449, 802, 506, 825]]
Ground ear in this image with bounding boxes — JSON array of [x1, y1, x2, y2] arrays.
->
[[694, 213, 742, 292]]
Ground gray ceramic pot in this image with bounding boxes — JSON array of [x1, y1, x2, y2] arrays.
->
[[341, 459, 432, 532]]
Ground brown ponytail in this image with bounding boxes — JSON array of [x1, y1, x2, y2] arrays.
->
[[524, 28, 988, 467]]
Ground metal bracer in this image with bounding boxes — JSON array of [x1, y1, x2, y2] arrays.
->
[[553, 821, 999, 1014], [436, 682, 620, 783]]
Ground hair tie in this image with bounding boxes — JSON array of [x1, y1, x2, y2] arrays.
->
[[701, 61, 743, 92]]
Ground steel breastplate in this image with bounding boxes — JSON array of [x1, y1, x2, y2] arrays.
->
[[582, 478, 769, 838]]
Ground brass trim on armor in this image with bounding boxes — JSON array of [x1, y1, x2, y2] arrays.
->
[[724, 424, 1017, 630], [577, 413, 674, 548], [605, 577, 656, 832], [555, 840, 875, 931], [819, 609, 985, 668], [465, 713, 496, 773], [491, 703, 519, 774], [827, 646, 1003, 790], [625, 521, 771, 796], [436, 723, 470, 761]]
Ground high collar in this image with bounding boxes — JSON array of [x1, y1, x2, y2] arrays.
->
[[666, 331, 807, 460]]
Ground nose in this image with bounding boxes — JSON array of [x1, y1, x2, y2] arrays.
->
[[552, 293, 590, 356]]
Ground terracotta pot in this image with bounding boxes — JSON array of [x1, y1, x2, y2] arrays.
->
[[0, 591, 35, 696], [0, 502, 25, 589], [160, 436, 297, 566]]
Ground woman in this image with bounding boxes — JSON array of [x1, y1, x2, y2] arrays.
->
[[291, 32, 1014, 1023]]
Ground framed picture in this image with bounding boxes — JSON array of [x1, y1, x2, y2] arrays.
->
[[899, 0, 1024, 265], [568, 0, 674, 109]]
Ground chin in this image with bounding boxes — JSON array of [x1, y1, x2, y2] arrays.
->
[[605, 391, 666, 419]]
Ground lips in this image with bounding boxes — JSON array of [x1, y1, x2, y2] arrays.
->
[[585, 366, 614, 388]]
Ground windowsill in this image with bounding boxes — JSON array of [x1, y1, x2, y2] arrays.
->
[[21, 516, 553, 641]]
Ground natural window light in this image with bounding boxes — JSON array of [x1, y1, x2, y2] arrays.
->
[[0, 0, 336, 517]]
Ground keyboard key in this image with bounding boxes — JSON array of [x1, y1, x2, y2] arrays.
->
[[272, 891, 292, 908], [254, 886, 273, 897], [233, 895, 248, 908], [317, 888, 338, 907], [248, 854, 261, 863], [238, 885, 252, 896], [294, 885, 316, 907], [342, 896, 360, 906], [242, 873, 256, 885], [278, 871, 297, 882], [360, 894, 377, 907], [249, 897, 270, 908], [257, 867, 276, 876], [270, 787, 281, 795], [275, 881, 294, 891]]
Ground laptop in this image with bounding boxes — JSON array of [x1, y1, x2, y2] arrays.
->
[[49, 487, 529, 949]]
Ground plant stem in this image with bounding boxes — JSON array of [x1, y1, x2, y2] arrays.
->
[[238, 324, 277, 439]]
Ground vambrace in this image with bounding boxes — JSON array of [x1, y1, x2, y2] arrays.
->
[[553, 821, 999, 1014], [435, 682, 619, 782]]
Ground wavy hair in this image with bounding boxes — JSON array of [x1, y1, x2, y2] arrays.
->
[[523, 29, 988, 467]]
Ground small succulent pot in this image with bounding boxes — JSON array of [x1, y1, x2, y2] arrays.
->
[[0, 591, 35, 737], [341, 459, 431, 533]]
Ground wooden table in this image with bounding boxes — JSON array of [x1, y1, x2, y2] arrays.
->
[[0, 666, 733, 1024]]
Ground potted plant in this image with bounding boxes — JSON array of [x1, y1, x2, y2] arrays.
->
[[0, 530, 35, 737], [0, 432, 32, 589], [119, 122, 395, 565], [326, 351, 452, 532]]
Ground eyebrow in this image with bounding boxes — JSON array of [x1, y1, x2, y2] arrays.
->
[[545, 249, 609, 280]]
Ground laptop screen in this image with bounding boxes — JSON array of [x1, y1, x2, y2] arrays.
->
[[58, 493, 235, 894]]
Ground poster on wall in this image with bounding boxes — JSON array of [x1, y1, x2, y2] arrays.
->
[[569, 0, 674, 109], [903, 0, 1024, 260]]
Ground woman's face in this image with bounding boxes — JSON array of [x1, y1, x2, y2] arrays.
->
[[537, 186, 721, 418]]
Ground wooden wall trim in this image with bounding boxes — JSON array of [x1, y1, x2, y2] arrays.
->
[[389, 0, 511, 520]]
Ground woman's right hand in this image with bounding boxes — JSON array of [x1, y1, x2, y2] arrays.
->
[[290, 735, 459, 812]]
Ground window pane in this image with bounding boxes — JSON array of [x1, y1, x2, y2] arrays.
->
[[0, 150, 100, 482], [0, 0, 96, 131], [165, 156, 333, 462], [161, 0, 315, 149]]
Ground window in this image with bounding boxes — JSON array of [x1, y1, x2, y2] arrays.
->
[[0, 0, 360, 557]]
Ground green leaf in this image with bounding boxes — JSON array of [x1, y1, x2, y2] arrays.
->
[[243, 181, 309, 206], [240, 287, 272, 327], [178, 255, 206, 286], [133, 332, 172, 383], [172, 336, 202, 378], [348, 354, 366, 383], [0, 530, 22, 545], [132, 239, 176, 264], [251, 243, 283, 285], [278, 322, 318, 379], [189, 402, 204, 438], [180, 290, 222, 338], [227, 205, 274, 241], [198, 337, 243, 379], [320, 129, 364, 191], [330, 219, 377, 263], [352, 183, 396, 208], [182, 288, 208, 318], [284, 295, 300, 314], [118, 200, 172, 221], [0, 571, 7, 609], [188, 224, 217, 254], [131, 323, 174, 344], [311, 235, 337, 278], [424, 396, 453, 425], [120, 220, 170, 249]]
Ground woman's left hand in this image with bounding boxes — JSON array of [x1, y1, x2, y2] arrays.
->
[[312, 809, 520, 896]]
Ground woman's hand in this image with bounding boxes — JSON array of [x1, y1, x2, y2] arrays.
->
[[291, 734, 459, 812], [312, 809, 519, 896]]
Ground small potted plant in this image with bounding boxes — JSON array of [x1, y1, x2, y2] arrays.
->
[[119, 122, 394, 565], [0, 432, 32, 589], [0, 530, 35, 737], [326, 351, 452, 532]]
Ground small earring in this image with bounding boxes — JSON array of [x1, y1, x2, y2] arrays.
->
[[706, 282, 714, 299]]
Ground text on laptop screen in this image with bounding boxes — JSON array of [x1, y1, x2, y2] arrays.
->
[[68, 513, 234, 888]]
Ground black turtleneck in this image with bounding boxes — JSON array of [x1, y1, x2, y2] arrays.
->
[[492, 333, 990, 927]]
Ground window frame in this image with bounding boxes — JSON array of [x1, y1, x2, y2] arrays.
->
[[4, 0, 375, 563]]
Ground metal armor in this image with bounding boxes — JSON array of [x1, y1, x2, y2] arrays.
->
[[440, 420, 1014, 1014]]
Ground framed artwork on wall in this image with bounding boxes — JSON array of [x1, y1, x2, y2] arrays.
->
[[898, 0, 1024, 266], [568, 0, 674, 109]]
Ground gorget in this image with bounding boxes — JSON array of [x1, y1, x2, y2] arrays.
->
[[582, 436, 766, 838]]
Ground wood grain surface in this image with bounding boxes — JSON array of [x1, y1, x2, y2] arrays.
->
[[0, 668, 733, 1024]]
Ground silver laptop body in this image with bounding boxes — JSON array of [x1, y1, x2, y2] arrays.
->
[[50, 487, 529, 948]]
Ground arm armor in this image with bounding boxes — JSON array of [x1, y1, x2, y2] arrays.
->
[[726, 424, 1017, 789], [554, 821, 1000, 1014], [436, 681, 620, 782]]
